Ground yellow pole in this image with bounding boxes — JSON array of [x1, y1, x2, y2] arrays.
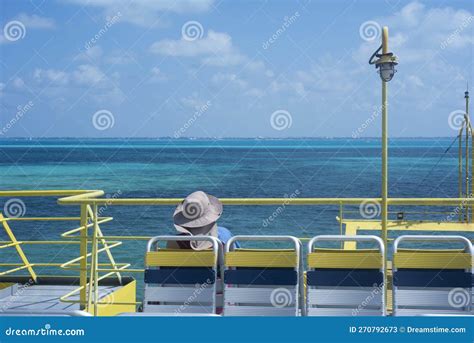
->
[[87, 205, 99, 315], [381, 26, 389, 313], [92, 204, 99, 316], [86, 206, 122, 283], [79, 204, 88, 310], [339, 202, 343, 249]]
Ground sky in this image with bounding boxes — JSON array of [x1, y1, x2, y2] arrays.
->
[[0, 0, 473, 138]]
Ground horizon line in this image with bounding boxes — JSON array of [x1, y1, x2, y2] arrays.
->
[[0, 136, 458, 140]]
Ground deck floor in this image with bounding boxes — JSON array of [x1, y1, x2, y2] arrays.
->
[[0, 284, 119, 314]]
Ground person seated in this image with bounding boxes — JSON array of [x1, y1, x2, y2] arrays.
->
[[168, 191, 239, 250]]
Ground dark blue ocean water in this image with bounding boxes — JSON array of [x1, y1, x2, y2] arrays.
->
[[0, 138, 471, 287]]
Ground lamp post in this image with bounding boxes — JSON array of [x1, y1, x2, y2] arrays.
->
[[369, 26, 398, 311]]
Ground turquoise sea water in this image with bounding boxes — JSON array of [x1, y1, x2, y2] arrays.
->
[[0, 138, 472, 292]]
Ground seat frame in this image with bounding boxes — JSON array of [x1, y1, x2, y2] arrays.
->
[[223, 235, 304, 316], [306, 235, 386, 316], [392, 235, 473, 316], [143, 235, 223, 315]]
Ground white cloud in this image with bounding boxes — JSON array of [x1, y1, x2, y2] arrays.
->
[[270, 79, 307, 98], [75, 46, 103, 62], [407, 75, 424, 87], [33, 64, 124, 104], [151, 30, 267, 69], [181, 93, 209, 110], [278, 1, 472, 103], [151, 30, 233, 57], [106, 51, 136, 65], [72, 64, 106, 85], [75, 47, 137, 66], [16, 13, 56, 29], [34, 64, 108, 86], [12, 77, 26, 89], [397, 1, 425, 27], [149, 67, 167, 82], [34, 68, 70, 85], [354, 1, 474, 64], [64, 0, 214, 27], [244, 88, 265, 98], [211, 73, 247, 89]]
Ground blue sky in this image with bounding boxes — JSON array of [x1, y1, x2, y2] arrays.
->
[[0, 0, 473, 138]]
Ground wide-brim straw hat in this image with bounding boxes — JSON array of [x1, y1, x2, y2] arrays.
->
[[173, 191, 223, 250]]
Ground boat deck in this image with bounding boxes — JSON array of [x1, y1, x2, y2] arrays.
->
[[0, 283, 118, 315]]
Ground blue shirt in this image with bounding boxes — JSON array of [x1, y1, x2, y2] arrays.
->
[[170, 226, 239, 248], [217, 226, 240, 248]]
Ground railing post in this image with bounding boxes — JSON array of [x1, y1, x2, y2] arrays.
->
[[86, 206, 122, 284], [92, 204, 99, 316], [86, 204, 99, 316], [339, 202, 343, 249], [79, 204, 88, 310]]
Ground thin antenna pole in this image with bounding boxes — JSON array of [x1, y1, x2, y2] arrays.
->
[[459, 124, 464, 221]]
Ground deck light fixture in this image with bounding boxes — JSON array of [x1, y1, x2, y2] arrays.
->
[[377, 55, 398, 82], [369, 44, 398, 82]]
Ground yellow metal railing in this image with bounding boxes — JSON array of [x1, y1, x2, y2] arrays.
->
[[0, 190, 129, 315], [0, 213, 37, 281], [1, 189, 474, 315]]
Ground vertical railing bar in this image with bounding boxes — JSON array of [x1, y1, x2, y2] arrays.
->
[[339, 202, 343, 249], [86, 206, 122, 284], [0, 213, 37, 282], [87, 205, 97, 315], [92, 204, 99, 316], [79, 204, 88, 310]]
